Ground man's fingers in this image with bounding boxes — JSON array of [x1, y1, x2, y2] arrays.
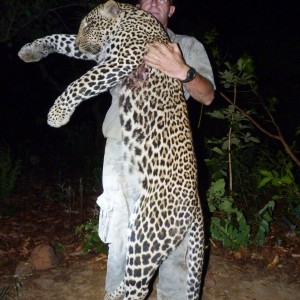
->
[[146, 41, 171, 56], [144, 55, 160, 69]]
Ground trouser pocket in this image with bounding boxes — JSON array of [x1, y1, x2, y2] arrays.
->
[[97, 194, 113, 243]]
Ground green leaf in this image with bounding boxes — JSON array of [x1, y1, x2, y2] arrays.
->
[[258, 176, 272, 188], [219, 199, 233, 211], [279, 176, 294, 185], [259, 169, 273, 177], [206, 110, 226, 119], [222, 140, 229, 150], [208, 203, 216, 212], [212, 147, 224, 155], [249, 137, 260, 143], [231, 137, 241, 145]]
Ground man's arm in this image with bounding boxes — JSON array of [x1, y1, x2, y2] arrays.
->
[[143, 41, 214, 105], [179, 64, 215, 105]]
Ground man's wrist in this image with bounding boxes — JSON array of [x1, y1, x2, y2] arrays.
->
[[179, 66, 197, 83]]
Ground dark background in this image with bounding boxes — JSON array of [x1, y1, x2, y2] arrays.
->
[[1, 0, 299, 170]]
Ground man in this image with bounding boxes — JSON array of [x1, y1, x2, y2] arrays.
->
[[97, 0, 215, 299]]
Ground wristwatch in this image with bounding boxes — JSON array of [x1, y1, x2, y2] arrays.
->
[[180, 66, 197, 83]]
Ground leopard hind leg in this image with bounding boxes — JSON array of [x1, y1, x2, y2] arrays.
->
[[186, 208, 205, 299], [103, 247, 160, 300], [104, 278, 149, 300], [105, 224, 182, 299]]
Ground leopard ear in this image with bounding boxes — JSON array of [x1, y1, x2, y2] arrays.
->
[[103, 0, 120, 19]]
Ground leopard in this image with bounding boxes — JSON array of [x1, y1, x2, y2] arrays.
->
[[18, 1, 205, 299]]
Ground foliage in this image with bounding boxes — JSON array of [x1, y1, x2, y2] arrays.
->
[[75, 219, 108, 254], [219, 55, 257, 90], [207, 179, 250, 250], [0, 146, 22, 202], [203, 30, 300, 249], [257, 157, 300, 235], [205, 130, 277, 249], [54, 241, 67, 255], [56, 182, 74, 203], [0, 277, 23, 300], [253, 200, 275, 246], [205, 105, 260, 184], [212, 32, 300, 167], [204, 107, 266, 248]]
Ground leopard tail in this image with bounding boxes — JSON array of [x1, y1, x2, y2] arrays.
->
[[186, 207, 205, 300]]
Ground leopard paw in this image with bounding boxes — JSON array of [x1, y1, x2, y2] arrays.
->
[[18, 42, 50, 63], [47, 103, 73, 128]]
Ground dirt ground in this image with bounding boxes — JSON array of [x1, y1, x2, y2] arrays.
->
[[1, 250, 299, 300], [1, 171, 300, 299]]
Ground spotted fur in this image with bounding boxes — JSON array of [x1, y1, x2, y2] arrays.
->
[[18, 1, 205, 299]]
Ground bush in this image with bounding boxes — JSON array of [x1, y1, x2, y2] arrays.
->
[[75, 219, 108, 254]]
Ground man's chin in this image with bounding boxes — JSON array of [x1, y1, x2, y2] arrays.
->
[[150, 11, 162, 21]]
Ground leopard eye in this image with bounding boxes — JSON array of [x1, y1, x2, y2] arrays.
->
[[83, 21, 91, 31]]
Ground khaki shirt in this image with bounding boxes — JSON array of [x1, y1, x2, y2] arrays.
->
[[102, 29, 215, 140]]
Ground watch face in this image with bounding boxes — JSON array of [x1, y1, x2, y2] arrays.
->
[[187, 68, 196, 81], [181, 67, 196, 83]]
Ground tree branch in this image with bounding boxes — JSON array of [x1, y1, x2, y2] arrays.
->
[[219, 91, 300, 168]]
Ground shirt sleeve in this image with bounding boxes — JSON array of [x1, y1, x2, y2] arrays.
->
[[176, 35, 215, 99]]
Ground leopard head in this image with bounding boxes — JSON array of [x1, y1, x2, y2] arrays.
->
[[76, 0, 121, 55]]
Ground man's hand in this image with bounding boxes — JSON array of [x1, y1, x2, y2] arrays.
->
[[143, 41, 189, 81], [144, 41, 214, 105]]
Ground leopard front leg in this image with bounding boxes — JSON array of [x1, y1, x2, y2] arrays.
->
[[18, 34, 99, 63], [47, 62, 132, 127], [47, 76, 89, 128]]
